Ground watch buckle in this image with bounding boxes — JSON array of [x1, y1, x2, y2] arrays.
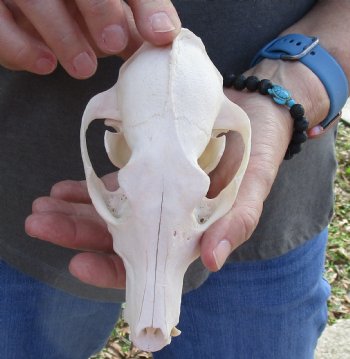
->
[[280, 36, 319, 60]]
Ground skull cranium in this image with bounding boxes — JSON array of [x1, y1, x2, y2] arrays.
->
[[80, 28, 251, 352]]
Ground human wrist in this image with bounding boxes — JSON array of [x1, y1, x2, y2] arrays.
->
[[250, 32, 349, 135], [243, 58, 330, 129], [223, 59, 331, 159]]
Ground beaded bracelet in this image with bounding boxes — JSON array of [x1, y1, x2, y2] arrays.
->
[[223, 74, 309, 160]]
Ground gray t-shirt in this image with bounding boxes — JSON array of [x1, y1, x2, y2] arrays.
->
[[1, 0, 334, 303]]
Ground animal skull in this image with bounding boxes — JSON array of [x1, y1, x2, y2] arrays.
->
[[80, 28, 251, 352]]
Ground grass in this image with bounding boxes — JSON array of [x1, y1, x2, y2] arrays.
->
[[90, 304, 152, 359], [325, 120, 350, 323], [91, 120, 350, 358]]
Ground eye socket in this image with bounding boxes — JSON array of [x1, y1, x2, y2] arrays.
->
[[85, 118, 116, 177]]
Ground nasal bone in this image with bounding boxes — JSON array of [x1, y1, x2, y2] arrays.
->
[[133, 326, 169, 352]]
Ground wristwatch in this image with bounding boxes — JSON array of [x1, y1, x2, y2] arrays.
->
[[251, 34, 349, 129]]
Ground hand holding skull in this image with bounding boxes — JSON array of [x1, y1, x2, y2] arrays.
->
[[0, 0, 180, 78]]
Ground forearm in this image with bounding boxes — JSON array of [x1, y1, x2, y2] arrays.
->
[[283, 0, 350, 82], [241, 0, 350, 133]]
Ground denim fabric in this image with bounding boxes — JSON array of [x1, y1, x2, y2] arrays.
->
[[154, 229, 330, 359], [0, 260, 121, 359], [1, 229, 330, 359]]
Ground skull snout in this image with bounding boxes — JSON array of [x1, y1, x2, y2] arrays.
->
[[126, 261, 186, 352], [129, 282, 180, 351], [133, 326, 170, 352]]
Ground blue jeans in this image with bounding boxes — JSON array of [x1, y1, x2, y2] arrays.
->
[[0, 260, 121, 359], [1, 229, 330, 359], [154, 228, 330, 359]]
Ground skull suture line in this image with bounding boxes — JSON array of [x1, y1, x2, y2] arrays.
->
[[81, 29, 251, 352]]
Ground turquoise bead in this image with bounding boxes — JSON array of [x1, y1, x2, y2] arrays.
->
[[267, 85, 296, 108]]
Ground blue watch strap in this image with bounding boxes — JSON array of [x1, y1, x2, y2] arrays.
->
[[251, 34, 349, 129]]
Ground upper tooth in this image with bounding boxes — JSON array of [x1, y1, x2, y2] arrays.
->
[[171, 327, 181, 337]]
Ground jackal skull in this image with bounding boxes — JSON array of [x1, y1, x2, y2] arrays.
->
[[81, 29, 251, 352]]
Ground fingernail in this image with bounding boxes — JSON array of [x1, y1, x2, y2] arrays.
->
[[72, 52, 96, 78], [150, 12, 176, 33], [35, 56, 56, 74], [213, 240, 231, 270], [102, 24, 127, 53], [308, 125, 324, 138], [24, 216, 39, 238]]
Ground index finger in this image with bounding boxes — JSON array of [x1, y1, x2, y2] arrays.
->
[[50, 172, 119, 203], [75, 0, 130, 54], [128, 0, 181, 45]]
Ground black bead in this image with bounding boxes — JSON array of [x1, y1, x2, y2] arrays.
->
[[284, 150, 294, 160], [291, 130, 308, 144], [284, 143, 302, 160], [233, 74, 247, 90], [246, 76, 259, 91], [259, 79, 273, 95], [289, 142, 302, 154], [290, 104, 305, 119], [294, 117, 309, 131], [223, 73, 236, 88], [223, 71, 309, 160]]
